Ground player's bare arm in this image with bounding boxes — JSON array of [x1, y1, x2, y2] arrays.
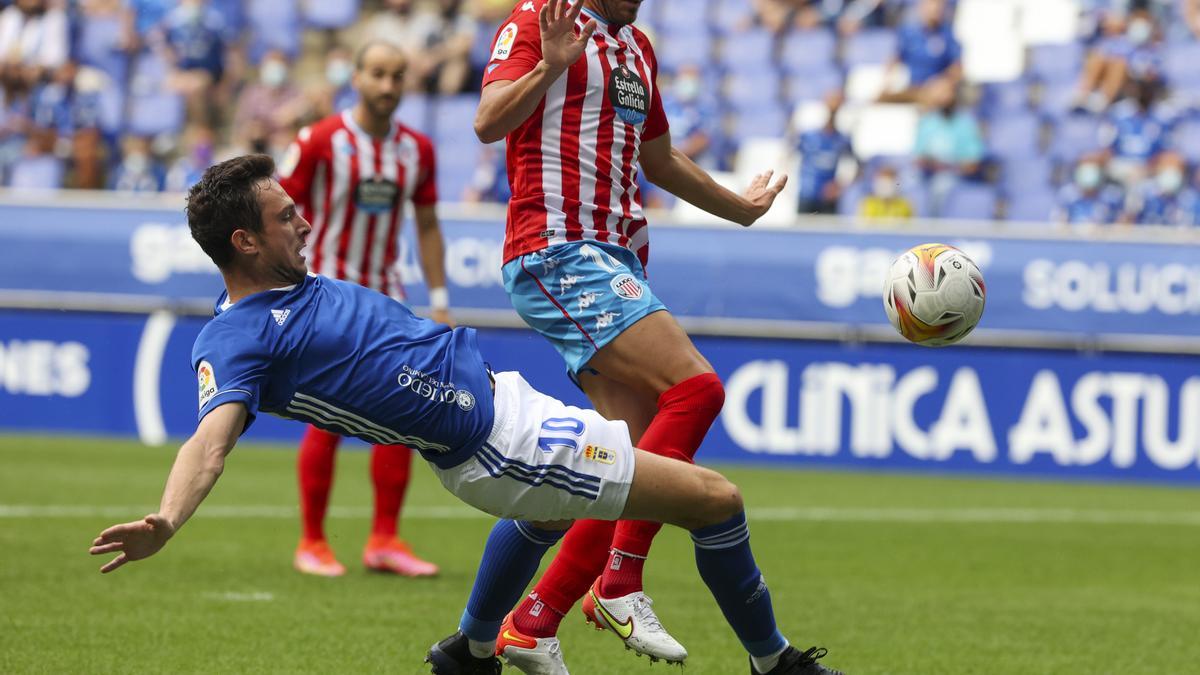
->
[[639, 132, 788, 227], [475, 0, 597, 143], [414, 204, 453, 326], [88, 402, 246, 573]]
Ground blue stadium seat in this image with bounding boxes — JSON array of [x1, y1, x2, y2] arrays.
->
[[1038, 82, 1079, 121], [657, 30, 714, 72], [720, 29, 774, 73], [394, 94, 431, 132], [986, 113, 1042, 160], [1002, 157, 1055, 194], [660, 0, 713, 36], [245, 0, 301, 61], [724, 71, 783, 109], [981, 80, 1030, 116], [1164, 42, 1200, 87], [1048, 114, 1102, 162], [8, 155, 64, 189], [785, 67, 844, 105], [728, 105, 789, 141], [711, 0, 754, 32], [1005, 186, 1058, 222], [432, 95, 480, 144], [303, 0, 359, 29], [1028, 44, 1084, 84], [779, 30, 836, 74], [838, 180, 869, 216], [941, 183, 998, 220], [842, 29, 896, 67]]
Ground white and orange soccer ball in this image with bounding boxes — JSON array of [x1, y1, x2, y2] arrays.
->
[[883, 243, 986, 346]]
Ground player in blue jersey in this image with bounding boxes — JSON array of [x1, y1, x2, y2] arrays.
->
[[87, 156, 842, 675]]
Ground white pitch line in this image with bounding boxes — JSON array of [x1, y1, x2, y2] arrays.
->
[[7, 504, 1200, 526]]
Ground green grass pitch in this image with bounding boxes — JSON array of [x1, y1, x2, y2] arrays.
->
[[2, 434, 1198, 674]]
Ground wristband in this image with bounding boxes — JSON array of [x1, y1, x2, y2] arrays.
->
[[428, 286, 450, 310]]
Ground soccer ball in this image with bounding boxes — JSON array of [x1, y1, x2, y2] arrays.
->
[[883, 243, 986, 347]]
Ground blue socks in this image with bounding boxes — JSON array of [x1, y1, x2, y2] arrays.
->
[[459, 520, 566, 652], [691, 511, 787, 658]]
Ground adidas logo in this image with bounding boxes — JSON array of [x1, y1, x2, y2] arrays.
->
[[270, 308, 291, 326]]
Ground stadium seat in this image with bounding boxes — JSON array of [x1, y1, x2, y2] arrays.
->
[[303, 0, 359, 29], [245, 0, 302, 61], [842, 29, 897, 68], [74, 15, 128, 84], [849, 104, 919, 158], [954, 0, 1017, 43], [941, 183, 998, 220], [986, 112, 1042, 159], [1037, 81, 1079, 120], [657, 30, 714, 72], [779, 30, 836, 75], [1048, 114, 1102, 162], [394, 94, 431, 132], [728, 105, 789, 142], [710, 0, 754, 33], [785, 68, 844, 106], [962, 32, 1025, 83], [719, 29, 774, 73], [1028, 44, 1084, 84], [1017, 0, 1080, 45], [1163, 42, 1200, 87], [1001, 157, 1055, 194], [1005, 185, 1058, 222], [126, 53, 185, 137], [724, 71, 783, 109], [431, 95, 480, 145], [981, 80, 1031, 116], [8, 155, 65, 189], [845, 63, 909, 102], [659, 0, 713, 36]]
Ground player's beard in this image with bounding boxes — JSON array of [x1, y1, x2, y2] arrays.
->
[[272, 260, 308, 285]]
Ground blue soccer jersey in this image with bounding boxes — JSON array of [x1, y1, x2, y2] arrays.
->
[[191, 274, 495, 469]]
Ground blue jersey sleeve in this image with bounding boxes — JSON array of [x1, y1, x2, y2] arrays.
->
[[191, 322, 270, 431]]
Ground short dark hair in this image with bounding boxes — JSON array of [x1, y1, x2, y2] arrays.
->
[[186, 154, 276, 269]]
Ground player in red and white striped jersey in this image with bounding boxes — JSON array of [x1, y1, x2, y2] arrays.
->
[[277, 41, 450, 579], [476, 2, 797, 673]]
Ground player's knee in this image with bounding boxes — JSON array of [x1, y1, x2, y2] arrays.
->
[[691, 469, 743, 528]]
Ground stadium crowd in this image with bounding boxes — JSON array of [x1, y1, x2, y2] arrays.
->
[[2, 0, 1200, 226]]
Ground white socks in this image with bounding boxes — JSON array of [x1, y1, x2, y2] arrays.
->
[[468, 639, 496, 659], [750, 642, 790, 674]]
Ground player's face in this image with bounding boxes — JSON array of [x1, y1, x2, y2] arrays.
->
[[254, 179, 311, 284], [353, 46, 406, 121], [586, 0, 643, 26]]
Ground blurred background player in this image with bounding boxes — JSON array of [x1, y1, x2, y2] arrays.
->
[[474, 0, 788, 671], [277, 40, 451, 578]]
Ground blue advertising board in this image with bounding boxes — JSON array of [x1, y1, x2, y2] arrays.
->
[[3, 203, 1200, 341], [2, 309, 1198, 485]]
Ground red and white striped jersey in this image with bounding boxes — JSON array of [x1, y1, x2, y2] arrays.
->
[[277, 110, 437, 298], [482, 0, 668, 268]]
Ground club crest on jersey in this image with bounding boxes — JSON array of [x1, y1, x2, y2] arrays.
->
[[608, 65, 648, 126], [491, 22, 518, 61], [197, 360, 217, 410], [610, 273, 643, 300], [584, 444, 616, 465], [355, 178, 399, 215]]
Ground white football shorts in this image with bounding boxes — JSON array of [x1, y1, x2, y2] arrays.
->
[[432, 371, 635, 521]]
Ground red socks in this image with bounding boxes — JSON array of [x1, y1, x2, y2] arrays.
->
[[599, 372, 725, 597], [298, 425, 340, 541], [513, 519, 615, 637], [370, 443, 413, 537], [298, 426, 414, 541]]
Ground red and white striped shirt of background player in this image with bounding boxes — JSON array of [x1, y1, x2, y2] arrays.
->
[[483, 0, 669, 269], [277, 109, 437, 299]]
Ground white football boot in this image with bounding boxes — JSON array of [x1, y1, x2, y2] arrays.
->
[[495, 612, 570, 675], [581, 579, 688, 664]]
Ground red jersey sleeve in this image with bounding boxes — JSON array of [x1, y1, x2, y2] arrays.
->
[[277, 125, 321, 213], [412, 133, 438, 206], [637, 31, 669, 142], [481, 1, 544, 87]]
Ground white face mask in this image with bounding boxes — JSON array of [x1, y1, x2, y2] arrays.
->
[[326, 60, 353, 88], [125, 152, 149, 174], [262, 61, 287, 88], [179, 4, 202, 23], [874, 176, 898, 199], [1157, 168, 1184, 194], [1127, 19, 1152, 45], [674, 76, 700, 102], [1075, 163, 1102, 190]]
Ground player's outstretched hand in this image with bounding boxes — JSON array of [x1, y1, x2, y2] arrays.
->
[[739, 170, 789, 226], [540, 0, 596, 73], [89, 514, 174, 573]]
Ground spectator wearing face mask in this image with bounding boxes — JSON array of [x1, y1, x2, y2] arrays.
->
[[795, 90, 853, 215], [661, 64, 717, 168], [232, 50, 310, 157], [1073, 9, 1163, 114], [324, 47, 358, 115], [859, 164, 914, 222], [110, 134, 164, 192], [1056, 153, 1125, 225], [1133, 152, 1197, 226]]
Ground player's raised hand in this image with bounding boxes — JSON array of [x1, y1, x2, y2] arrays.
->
[[540, 0, 596, 73], [89, 514, 175, 573], [739, 170, 789, 226]]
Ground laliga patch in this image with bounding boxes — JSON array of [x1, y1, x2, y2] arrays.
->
[[584, 445, 616, 465], [355, 178, 399, 215], [610, 273, 643, 300], [491, 22, 518, 61], [197, 360, 217, 410], [608, 65, 648, 126], [278, 142, 301, 178]]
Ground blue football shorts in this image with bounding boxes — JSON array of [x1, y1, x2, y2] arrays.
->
[[502, 241, 667, 375]]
